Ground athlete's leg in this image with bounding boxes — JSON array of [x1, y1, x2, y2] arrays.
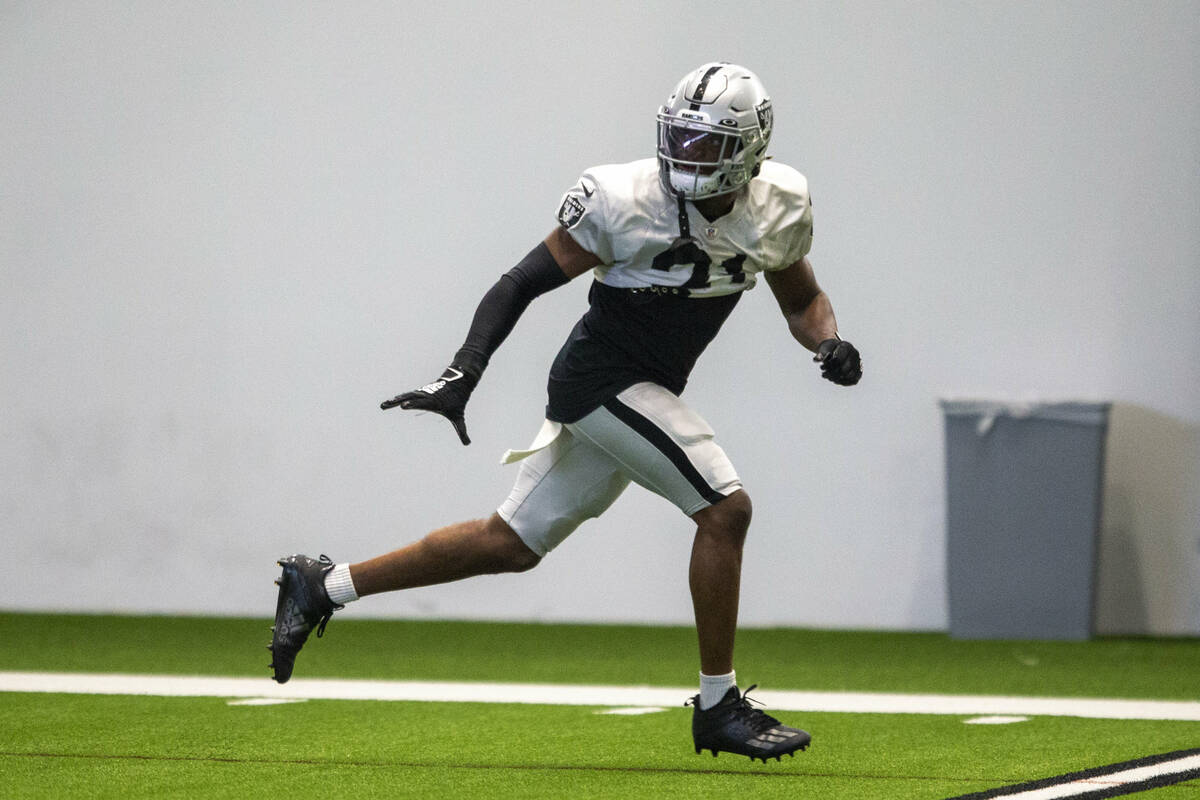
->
[[269, 514, 536, 684], [271, 425, 626, 684], [688, 489, 752, 676], [346, 423, 630, 596], [349, 513, 540, 597], [565, 383, 748, 676]]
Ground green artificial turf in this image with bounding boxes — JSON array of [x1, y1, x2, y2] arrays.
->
[[2, 612, 1199, 699], [3, 693, 1200, 800], [3, 613, 1200, 798]]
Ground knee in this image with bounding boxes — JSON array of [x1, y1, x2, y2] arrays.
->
[[720, 490, 753, 537], [505, 543, 541, 573], [695, 489, 753, 541], [486, 515, 542, 573]]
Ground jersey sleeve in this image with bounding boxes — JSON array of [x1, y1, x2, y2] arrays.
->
[[783, 200, 814, 265], [755, 161, 815, 271], [554, 171, 615, 265]]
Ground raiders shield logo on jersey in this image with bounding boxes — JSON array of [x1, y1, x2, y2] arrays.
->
[[558, 195, 586, 229]]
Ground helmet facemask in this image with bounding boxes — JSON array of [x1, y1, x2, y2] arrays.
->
[[655, 63, 772, 200], [657, 115, 763, 199]]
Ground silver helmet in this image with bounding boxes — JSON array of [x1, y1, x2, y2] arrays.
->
[[656, 62, 773, 199]]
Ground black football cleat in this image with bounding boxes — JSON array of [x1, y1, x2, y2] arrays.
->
[[269, 554, 340, 683], [688, 685, 811, 762]]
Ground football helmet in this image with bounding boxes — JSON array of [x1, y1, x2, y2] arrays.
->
[[657, 62, 773, 200]]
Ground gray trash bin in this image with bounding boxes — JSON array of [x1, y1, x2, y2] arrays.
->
[[941, 400, 1112, 640]]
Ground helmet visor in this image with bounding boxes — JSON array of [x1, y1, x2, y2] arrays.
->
[[661, 122, 741, 175]]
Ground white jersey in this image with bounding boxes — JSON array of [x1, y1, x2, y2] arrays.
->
[[555, 158, 813, 298]]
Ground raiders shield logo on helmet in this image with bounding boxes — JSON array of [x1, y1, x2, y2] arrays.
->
[[755, 99, 773, 138]]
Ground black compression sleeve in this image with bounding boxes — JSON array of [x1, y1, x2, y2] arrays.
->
[[452, 242, 570, 377]]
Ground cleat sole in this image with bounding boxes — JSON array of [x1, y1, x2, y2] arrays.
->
[[692, 740, 809, 762]]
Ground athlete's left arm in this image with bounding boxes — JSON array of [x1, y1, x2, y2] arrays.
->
[[765, 257, 862, 386], [764, 256, 837, 351]]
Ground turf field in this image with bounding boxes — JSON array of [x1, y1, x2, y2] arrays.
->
[[2, 613, 1199, 798]]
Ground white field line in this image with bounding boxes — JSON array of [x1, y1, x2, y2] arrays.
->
[[990, 753, 1200, 799], [3, 671, 1200, 721]]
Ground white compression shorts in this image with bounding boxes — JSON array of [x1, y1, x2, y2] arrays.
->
[[497, 382, 742, 557]]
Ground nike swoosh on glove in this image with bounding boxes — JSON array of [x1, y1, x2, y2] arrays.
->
[[814, 338, 863, 386], [381, 365, 479, 445]]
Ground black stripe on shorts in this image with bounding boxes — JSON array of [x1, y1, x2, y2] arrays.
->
[[601, 397, 727, 507]]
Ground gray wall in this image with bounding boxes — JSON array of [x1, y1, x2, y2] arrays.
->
[[3, 1, 1198, 632]]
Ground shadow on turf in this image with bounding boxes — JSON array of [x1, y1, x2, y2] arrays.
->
[[4, 749, 1002, 787]]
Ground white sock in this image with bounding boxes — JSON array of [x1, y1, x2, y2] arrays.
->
[[699, 670, 736, 710], [323, 563, 359, 605]]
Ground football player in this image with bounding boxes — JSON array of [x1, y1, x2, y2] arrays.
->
[[271, 62, 861, 762]]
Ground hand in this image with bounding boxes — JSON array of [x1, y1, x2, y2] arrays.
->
[[381, 365, 479, 445], [814, 338, 862, 386]]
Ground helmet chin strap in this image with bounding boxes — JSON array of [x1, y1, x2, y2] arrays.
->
[[673, 189, 692, 241]]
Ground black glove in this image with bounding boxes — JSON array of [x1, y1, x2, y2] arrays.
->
[[381, 364, 480, 445], [814, 338, 862, 386]]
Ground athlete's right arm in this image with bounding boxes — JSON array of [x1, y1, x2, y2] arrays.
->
[[380, 230, 600, 445], [543, 225, 602, 279]]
